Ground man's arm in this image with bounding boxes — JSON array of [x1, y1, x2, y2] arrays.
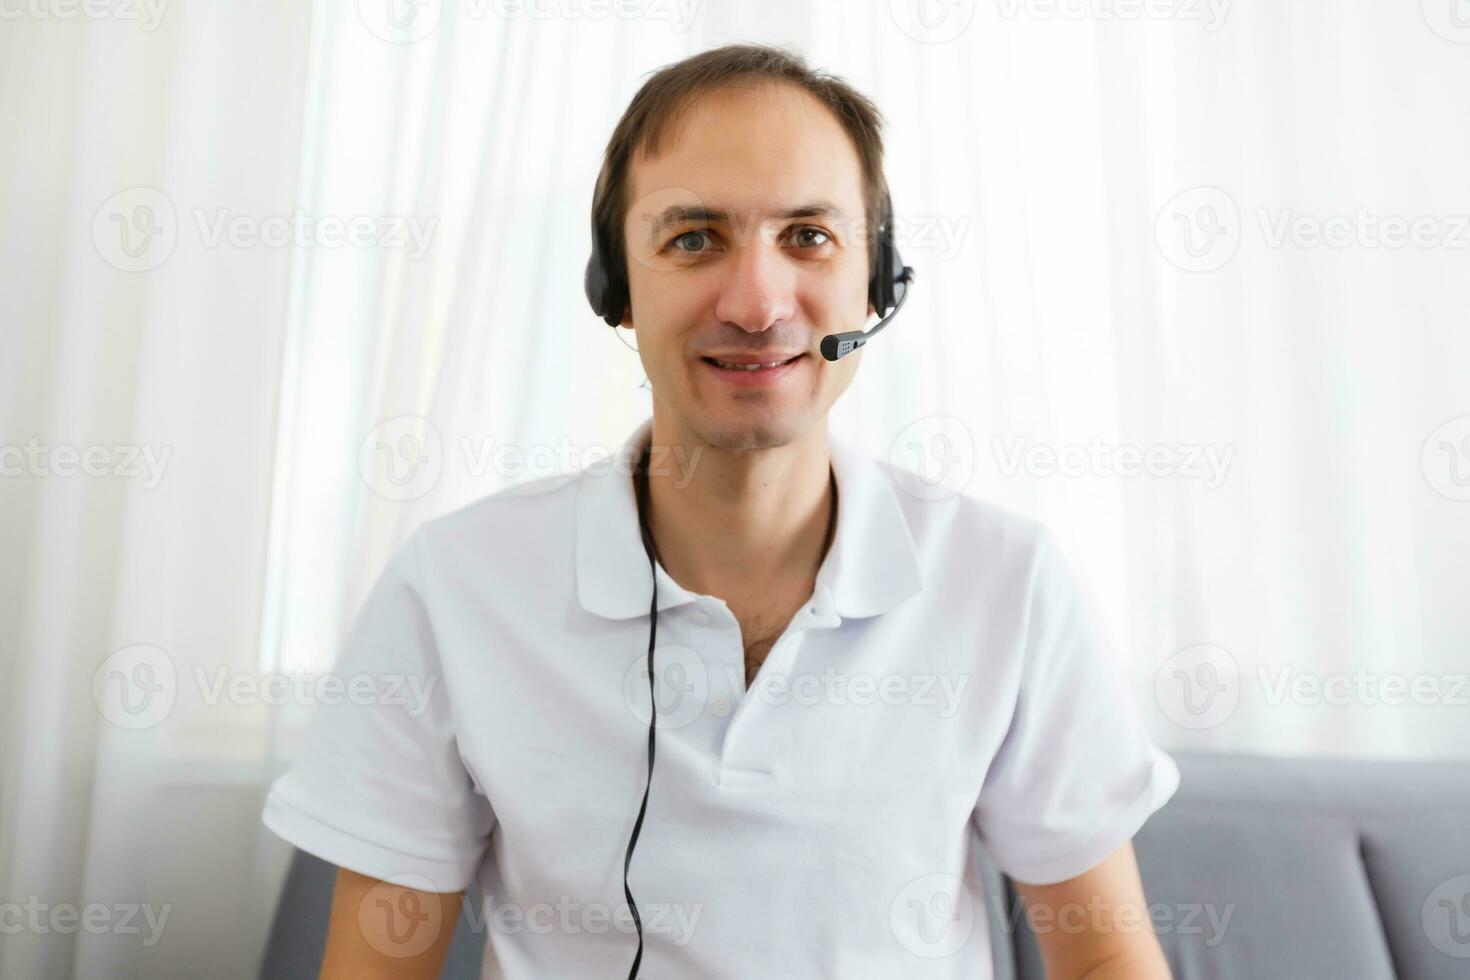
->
[[1011, 841, 1171, 980], [319, 867, 466, 979]]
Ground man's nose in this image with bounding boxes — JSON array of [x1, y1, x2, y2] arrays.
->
[[712, 235, 798, 333]]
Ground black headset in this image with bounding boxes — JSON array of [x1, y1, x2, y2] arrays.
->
[[587, 189, 916, 979], [584, 190, 916, 361]]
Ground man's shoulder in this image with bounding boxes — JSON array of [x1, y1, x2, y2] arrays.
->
[[876, 450, 1048, 565]]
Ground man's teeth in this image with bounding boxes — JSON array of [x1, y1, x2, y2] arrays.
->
[[711, 357, 795, 371]]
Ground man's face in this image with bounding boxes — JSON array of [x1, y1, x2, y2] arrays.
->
[[619, 82, 874, 451]]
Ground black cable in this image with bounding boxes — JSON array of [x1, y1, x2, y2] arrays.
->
[[621, 445, 834, 978], [624, 446, 659, 979]]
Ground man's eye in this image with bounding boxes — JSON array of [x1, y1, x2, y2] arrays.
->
[[667, 230, 714, 254], [791, 227, 832, 249]]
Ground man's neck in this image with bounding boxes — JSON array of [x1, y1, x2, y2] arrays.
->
[[638, 415, 837, 602]]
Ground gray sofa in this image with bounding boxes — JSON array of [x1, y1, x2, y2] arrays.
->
[[260, 751, 1470, 978]]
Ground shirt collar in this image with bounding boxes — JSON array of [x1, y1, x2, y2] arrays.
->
[[574, 416, 924, 623]]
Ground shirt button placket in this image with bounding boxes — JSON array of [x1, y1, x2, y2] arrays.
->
[[691, 602, 769, 786]]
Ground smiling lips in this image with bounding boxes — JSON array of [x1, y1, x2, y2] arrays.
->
[[700, 352, 808, 385], [707, 355, 799, 370]]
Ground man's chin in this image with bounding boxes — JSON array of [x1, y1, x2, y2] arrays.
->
[[693, 412, 813, 453]]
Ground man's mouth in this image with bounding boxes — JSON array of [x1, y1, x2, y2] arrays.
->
[[700, 354, 804, 371]]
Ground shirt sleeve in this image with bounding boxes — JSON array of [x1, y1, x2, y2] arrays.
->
[[972, 525, 1180, 886], [261, 529, 496, 892]]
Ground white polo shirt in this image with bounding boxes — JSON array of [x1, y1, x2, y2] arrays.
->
[[262, 416, 1180, 979]]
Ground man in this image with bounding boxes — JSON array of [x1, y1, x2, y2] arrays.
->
[[263, 43, 1179, 979]]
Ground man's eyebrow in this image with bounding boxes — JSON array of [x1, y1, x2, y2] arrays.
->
[[652, 201, 846, 229]]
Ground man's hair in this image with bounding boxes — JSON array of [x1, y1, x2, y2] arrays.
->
[[590, 43, 889, 291]]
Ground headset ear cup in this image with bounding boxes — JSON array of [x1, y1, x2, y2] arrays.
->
[[585, 214, 628, 327], [869, 196, 902, 317], [885, 241, 907, 311], [867, 249, 884, 316], [585, 213, 609, 322], [585, 251, 608, 320], [608, 278, 628, 328]]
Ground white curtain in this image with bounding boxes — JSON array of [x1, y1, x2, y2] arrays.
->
[[2, 4, 314, 978], [3, 1, 1467, 976], [801, 0, 1470, 759]]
